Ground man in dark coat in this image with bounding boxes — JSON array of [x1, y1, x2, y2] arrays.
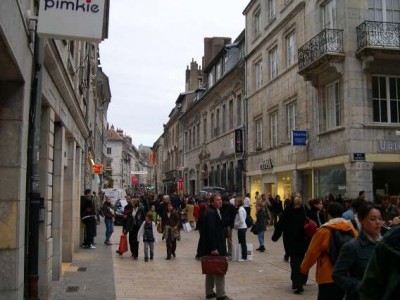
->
[[81, 188, 96, 249], [202, 194, 232, 300]]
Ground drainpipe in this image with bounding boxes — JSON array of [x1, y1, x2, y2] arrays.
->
[[83, 44, 91, 190], [26, 27, 44, 299]]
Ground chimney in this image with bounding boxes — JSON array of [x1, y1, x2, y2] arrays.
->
[[203, 37, 231, 70]]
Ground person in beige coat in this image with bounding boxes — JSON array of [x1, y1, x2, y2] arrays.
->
[[185, 197, 196, 228]]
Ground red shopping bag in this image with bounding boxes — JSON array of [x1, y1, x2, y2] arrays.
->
[[118, 234, 128, 254]]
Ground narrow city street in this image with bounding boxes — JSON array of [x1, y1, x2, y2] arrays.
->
[[49, 221, 317, 300]]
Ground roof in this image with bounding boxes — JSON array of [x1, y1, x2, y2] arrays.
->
[[107, 128, 123, 141]]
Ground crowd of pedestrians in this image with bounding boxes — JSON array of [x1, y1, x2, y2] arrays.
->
[[80, 188, 400, 300]]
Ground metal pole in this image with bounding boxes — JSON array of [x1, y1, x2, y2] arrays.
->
[[26, 29, 44, 299]]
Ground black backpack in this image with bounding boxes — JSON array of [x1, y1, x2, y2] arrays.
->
[[329, 229, 355, 264]]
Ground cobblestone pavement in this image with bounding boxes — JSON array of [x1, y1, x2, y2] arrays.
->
[[49, 221, 317, 300]]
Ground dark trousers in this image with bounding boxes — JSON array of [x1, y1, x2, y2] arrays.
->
[[318, 283, 345, 300], [128, 226, 140, 258], [238, 228, 247, 260], [290, 253, 307, 289], [166, 237, 177, 258], [83, 216, 96, 246]]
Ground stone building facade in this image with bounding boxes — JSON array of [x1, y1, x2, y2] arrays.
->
[[244, 0, 400, 204], [181, 34, 246, 196], [0, 1, 110, 298]]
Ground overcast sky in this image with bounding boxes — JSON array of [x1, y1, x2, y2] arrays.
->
[[99, 0, 246, 148]]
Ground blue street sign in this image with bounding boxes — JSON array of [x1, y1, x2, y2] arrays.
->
[[292, 130, 307, 146]]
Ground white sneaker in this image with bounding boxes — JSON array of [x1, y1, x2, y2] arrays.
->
[[89, 245, 96, 249]]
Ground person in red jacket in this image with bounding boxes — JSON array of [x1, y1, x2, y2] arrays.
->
[[300, 202, 358, 300]]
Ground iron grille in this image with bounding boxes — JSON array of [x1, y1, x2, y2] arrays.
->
[[357, 21, 400, 50]]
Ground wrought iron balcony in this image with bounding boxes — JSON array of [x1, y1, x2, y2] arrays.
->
[[298, 28, 344, 72], [357, 21, 400, 51]]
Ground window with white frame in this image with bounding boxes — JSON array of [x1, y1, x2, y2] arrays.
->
[[287, 103, 297, 141], [208, 70, 214, 88], [270, 111, 278, 147], [256, 119, 263, 150], [368, 0, 400, 22], [269, 47, 278, 79], [216, 61, 222, 81], [267, 0, 276, 23], [373, 76, 400, 123], [255, 59, 263, 90], [321, 81, 341, 130], [254, 9, 261, 37], [286, 31, 297, 67], [236, 95, 242, 126], [322, 0, 337, 29]]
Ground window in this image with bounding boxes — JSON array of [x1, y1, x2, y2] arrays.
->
[[286, 31, 297, 67], [208, 70, 214, 88], [373, 76, 400, 123], [229, 100, 234, 130], [236, 95, 242, 126], [287, 103, 297, 141], [211, 112, 214, 138], [267, 0, 276, 22], [193, 128, 196, 148], [189, 128, 192, 149], [270, 111, 278, 147], [269, 47, 278, 79], [216, 109, 220, 136], [255, 60, 263, 90], [203, 117, 207, 142], [216, 62, 222, 81], [184, 132, 188, 151], [107, 147, 111, 155], [368, 0, 400, 22], [322, 0, 337, 29], [222, 104, 226, 133], [322, 81, 341, 130], [256, 119, 263, 150], [197, 124, 200, 146], [254, 9, 261, 37]]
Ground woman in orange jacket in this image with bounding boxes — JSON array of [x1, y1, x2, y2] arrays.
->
[[300, 202, 358, 300]]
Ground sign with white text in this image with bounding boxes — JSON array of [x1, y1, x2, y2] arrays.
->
[[37, 0, 107, 42], [292, 130, 307, 146]]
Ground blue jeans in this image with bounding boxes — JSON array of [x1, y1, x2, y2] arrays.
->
[[257, 230, 265, 248], [104, 218, 114, 242]]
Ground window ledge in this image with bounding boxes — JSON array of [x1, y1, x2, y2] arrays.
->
[[318, 126, 345, 137], [362, 123, 400, 129]]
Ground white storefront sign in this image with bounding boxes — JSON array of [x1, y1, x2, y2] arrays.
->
[[37, 0, 106, 42]]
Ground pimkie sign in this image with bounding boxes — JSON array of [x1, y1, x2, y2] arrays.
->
[[37, 0, 107, 42]]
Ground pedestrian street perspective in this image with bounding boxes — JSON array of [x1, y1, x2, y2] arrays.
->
[[2, 0, 400, 299], [48, 222, 317, 300]]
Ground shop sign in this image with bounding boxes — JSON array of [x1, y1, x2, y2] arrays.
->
[[260, 158, 273, 170], [352, 153, 365, 161], [234, 129, 244, 153], [378, 140, 400, 152], [292, 130, 307, 146], [37, 0, 107, 42]]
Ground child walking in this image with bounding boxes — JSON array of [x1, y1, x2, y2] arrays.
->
[[137, 212, 158, 262]]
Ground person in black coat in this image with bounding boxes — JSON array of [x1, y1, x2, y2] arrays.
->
[[272, 196, 308, 294], [81, 188, 96, 249], [220, 194, 236, 259], [202, 194, 232, 300]]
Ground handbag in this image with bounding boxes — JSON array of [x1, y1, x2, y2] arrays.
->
[[118, 234, 128, 254], [251, 224, 259, 235], [201, 256, 228, 275]]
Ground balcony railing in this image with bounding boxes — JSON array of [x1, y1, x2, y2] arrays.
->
[[357, 21, 400, 50], [298, 28, 344, 71]]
